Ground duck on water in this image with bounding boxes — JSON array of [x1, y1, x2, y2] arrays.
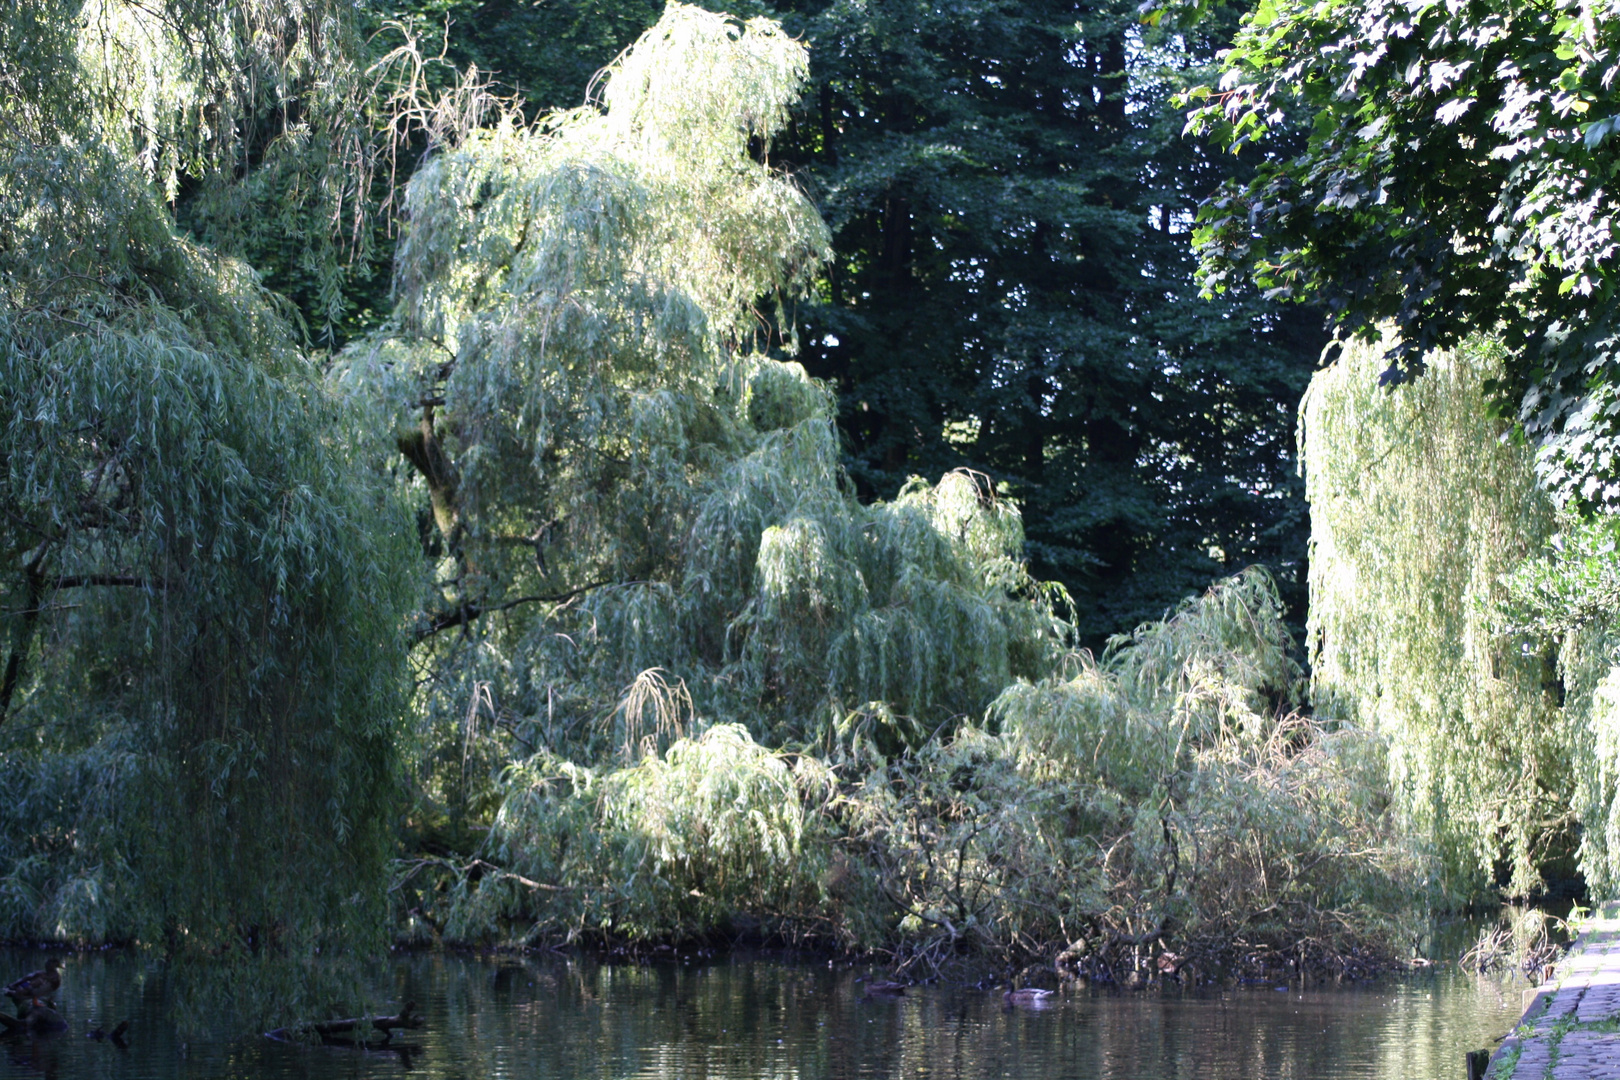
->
[[3, 958, 60, 1011], [0, 959, 67, 1035], [1003, 987, 1055, 1008]]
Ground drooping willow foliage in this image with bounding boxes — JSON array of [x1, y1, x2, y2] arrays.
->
[[1302, 335, 1564, 899], [0, 0, 417, 1026], [8, 0, 407, 335], [983, 567, 1420, 972], [0, 0, 1436, 1002], [411, 569, 1423, 979], [347, 3, 1069, 841], [358, 6, 1426, 977], [1497, 503, 1620, 899]]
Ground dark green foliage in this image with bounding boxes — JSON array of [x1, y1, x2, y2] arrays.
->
[[1187, 0, 1620, 508], [0, 0, 417, 1025], [759, 0, 1325, 641], [388, 0, 663, 110], [0, 146, 415, 981]]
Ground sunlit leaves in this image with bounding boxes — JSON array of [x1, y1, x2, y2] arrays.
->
[[421, 572, 1423, 970], [1302, 334, 1564, 899]]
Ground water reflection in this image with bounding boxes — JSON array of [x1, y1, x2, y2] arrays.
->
[[0, 947, 1525, 1080]]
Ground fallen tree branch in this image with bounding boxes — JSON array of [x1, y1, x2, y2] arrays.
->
[[1108, 917, 1168, 948], [465, 857, 567, 892], [391, 854, 570, 894]]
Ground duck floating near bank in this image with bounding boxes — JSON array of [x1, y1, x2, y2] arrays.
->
[[1003, 987, 1055, 1007], [4, 958, 61, 1009], [860, 980, 907, 998]]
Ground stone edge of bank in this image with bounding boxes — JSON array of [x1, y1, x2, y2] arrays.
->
[[1488, 903, 1620, 1079]]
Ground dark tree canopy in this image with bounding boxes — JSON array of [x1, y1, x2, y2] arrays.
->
[[762, 0, 1325, 642], [0, 0, 416, 1020], [1187, 0, 1620, 509]]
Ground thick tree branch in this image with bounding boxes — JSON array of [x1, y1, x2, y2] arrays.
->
[[398, 402, 462, 546], [0, 564, 45, 723], [51, 574, 159, 590], [0, 568, 161, 723], [411, 579, 639, 644]]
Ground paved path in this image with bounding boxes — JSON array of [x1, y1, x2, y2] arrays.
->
[[1490, 903, 1620, 1079]]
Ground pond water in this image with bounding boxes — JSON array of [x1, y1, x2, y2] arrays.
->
[[0, 945, 1527, 1080]]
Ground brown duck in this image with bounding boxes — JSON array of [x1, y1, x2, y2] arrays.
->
[[1003, 987, 1055, 1007], [860, 980, 907, 998], [4, 958, 61, 1009]]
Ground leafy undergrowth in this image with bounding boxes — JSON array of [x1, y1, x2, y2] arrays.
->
[[396, 569, 1430, 987]]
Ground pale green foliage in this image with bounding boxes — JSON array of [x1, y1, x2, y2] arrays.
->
[[1501, 516, 1620, 642], [348, 2, 1065, 842], [1000, 569, 1302, 796], [1502, 518, 1620, 897], [1105, 563, 1301, 716], [1303, 334, 1562, 898], [743, 468, 1056, 745], [3, 0, 390, 332], [987, 568, 1421, 964], [64, 0, 367, 194], [1560, 652, 1620, 896], [433, 724, 836, 943], [424, 571, 1422, 976]]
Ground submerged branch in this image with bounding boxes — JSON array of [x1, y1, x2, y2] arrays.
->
[[264, 1003, 424, 1043]]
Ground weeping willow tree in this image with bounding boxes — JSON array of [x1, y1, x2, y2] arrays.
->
[[346, 3, 1068, 849], [1302, 335, 1563, 899], [1496, 489, 1620, 899], [0, 0, 416, 1026], [361, 10, 1414, 975], [982, 567, 1421, 974]]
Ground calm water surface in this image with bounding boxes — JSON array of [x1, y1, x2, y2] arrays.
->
[[0, 947, 1526, 1080]]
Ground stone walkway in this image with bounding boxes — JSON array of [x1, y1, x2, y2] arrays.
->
[[1490, 903, 1620, 1079]]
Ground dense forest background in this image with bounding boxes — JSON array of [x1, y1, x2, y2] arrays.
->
[[9, 0, 1620, 1032]]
